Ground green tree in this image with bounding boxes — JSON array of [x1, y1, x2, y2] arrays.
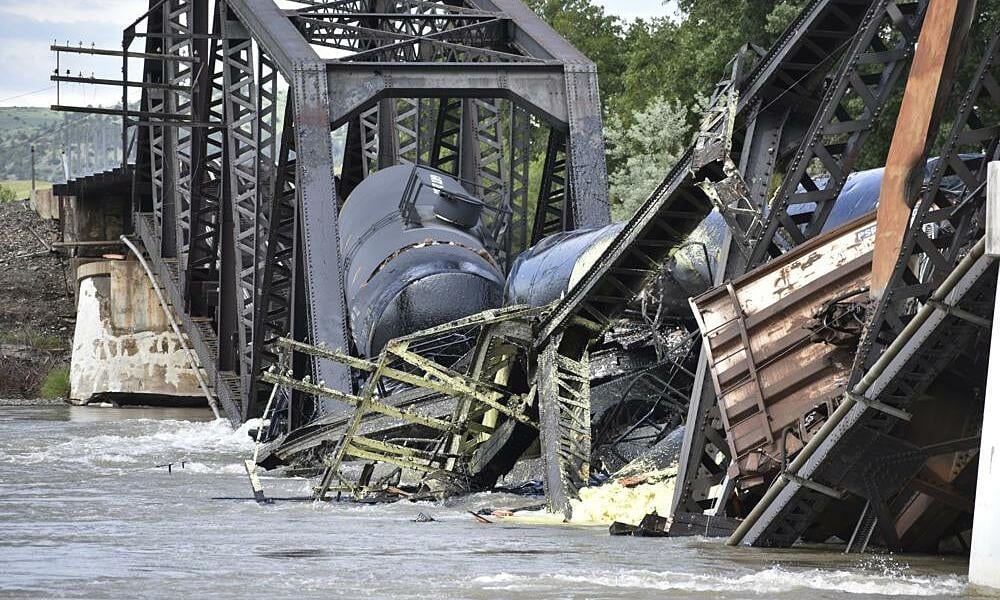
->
[[606, 96, 692, 220], [619, 1, 806, 115], [617, 17, 679, 122], [523, 0, 627, 110]]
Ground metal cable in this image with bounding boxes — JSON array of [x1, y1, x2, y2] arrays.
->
[[120, 234, 222, 419]]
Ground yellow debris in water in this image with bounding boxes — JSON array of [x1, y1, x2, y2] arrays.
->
[[569, 467, 677, 526]]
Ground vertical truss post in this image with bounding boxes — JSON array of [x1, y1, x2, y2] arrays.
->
[[531, 129, 569, 243], [221, 5, 259, 407], [417, 98, 437, 166], [288, 72, 353, 408], [250, 96, 298, 420], [459, 98, 483, 189], [396, 98, 421, 165], [166, 0, 195, 278], [562, 63, 610, 229], [538, 334, 591, 519], [132, 0, 162, 215], [431, 97, 463, 177], [377, 99, 400, 169], [244, 50, 280, 417], [339, 116, 365, 200], [148, 6, 175, 257], [508, 104, 531, 258], [460, 98, 508, 263], [360, 105, 380, 175], [257, 50, 279, 236], [186, 17, 224, 317], [473, 99, 506, 201]]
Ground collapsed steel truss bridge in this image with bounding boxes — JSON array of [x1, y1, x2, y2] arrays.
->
[[55, 0, 610, 427], [53, 0, 1000, 551]]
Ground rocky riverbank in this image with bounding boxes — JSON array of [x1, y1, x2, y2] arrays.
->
[[0, 199, 75, 398]]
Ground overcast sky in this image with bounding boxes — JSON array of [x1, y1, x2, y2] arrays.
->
[[0, 0, 676, 108]]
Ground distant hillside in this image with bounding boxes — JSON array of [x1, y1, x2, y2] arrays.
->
[[0, 108, 63, 133], [0, 107, 123, 184]]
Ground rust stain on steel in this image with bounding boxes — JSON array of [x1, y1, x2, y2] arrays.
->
[[690, 214, 877, 488], [871, 0, 976, 299]]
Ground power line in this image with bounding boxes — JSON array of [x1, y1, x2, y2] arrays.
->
[[0, 86, 56, 105]]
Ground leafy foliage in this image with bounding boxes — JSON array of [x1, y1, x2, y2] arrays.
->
[[529, 0, 817, 220], [0, 184, 16, 203], [0, 180, 51, 202], [524, 0, 628, 108], [606, 97, 692, 220], [40, 365, 71, 399]]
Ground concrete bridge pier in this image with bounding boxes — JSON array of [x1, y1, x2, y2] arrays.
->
[[70, 259, 206, 408], [971, 162, 1000, 591]]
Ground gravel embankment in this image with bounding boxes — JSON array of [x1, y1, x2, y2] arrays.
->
[[0, 199, 75, 398]]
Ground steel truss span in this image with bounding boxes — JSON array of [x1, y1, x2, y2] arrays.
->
[[59, 0, 611, 430], [51, 0, 1000, 545]]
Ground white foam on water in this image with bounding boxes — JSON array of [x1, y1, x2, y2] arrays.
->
[[471, 566, 968, 596], [7, 418, 254, 471], [569, 472, 677, 525]]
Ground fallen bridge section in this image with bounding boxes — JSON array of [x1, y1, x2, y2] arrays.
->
[[733, 241, 994, 550]]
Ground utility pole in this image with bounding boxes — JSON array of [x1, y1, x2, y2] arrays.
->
[[30, 144, 36, 204], [61, 146, 70, 182]]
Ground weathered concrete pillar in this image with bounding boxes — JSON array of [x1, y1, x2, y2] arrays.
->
[[30, 188, 59, 220], [70, 260, 205, 406], [970, 161, 1000, 590]]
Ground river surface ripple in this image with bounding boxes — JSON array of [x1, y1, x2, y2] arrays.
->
[[0, 405, 994, 600]]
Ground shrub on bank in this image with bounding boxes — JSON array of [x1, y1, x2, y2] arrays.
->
[[0, 183, 16, 203]]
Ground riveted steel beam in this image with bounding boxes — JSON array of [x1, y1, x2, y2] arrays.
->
[[226, 0, 354, 416], [871, 0, 977, 298]]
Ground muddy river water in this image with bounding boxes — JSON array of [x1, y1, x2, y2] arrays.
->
[[0, 404, 995, 599]]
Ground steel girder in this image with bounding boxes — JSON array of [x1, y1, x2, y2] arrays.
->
[[306, 0, 610, 231], [146, 0, 604, 423], [295, 2, 591, 265], [535, 0, 886, 348], [532, 130, 569, 244], [131, 0, 162, 216], [249, 98, 299, 423], [221, 8, 260, 400], [183, 3, 220, 317], [736, 17, 1000, 549], [508, 105, 531, 256], [165, 0, 196, 281], [125, 0, 354, 423], [748, 0, 926, 266], [148, 23, 175, 259], [671, 0, 931, 522], [525, 0, 894, 518], [737, 251, 996, 548], [430, 97, 463, 175], [221, 0, 352, 421]]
